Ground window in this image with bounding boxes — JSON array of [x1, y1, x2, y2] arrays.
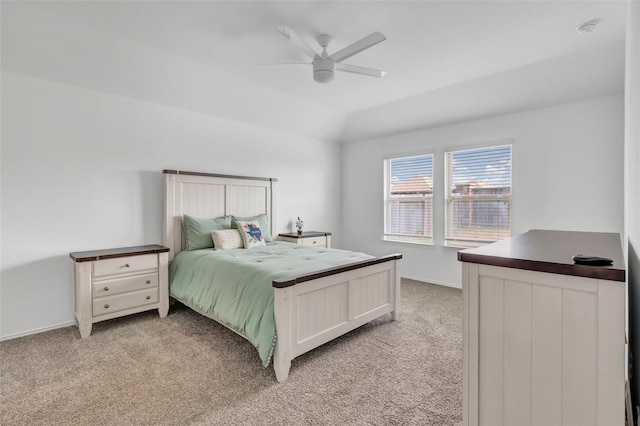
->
[[445, 144, 512, 247], [384, 154, 433, 244]]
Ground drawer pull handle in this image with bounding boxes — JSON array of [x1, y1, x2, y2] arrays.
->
[[146, 295, 151, 300], [124, 263, 130, 268], [104, 287, 109, 292], [104, 304, 110, 309], [146, 280, 151, 284]]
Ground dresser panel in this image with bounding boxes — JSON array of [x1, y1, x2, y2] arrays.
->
[[464, 261, 624, 426], [503, 280, 532, 426], [531, 285, 562, 426]]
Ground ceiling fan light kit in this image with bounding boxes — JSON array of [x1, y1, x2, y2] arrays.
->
[[275, 26, 387, 84], [313, 57, 336, 83]]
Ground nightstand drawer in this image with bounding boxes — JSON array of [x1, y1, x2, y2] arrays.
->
[[92, 273, 158, 297], [301, 237, 327, 247], [92, 254, 158, 278], [93, 288, 158, 317], [278, 232, 331, 248]]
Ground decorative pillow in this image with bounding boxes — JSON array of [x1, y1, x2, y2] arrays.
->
[[182, 214, 232, 250], [231, 214, 272, 242], [235, 220, 266, 249], [211, 229, 244, 250]]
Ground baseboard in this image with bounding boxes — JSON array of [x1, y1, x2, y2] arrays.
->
[[0, 320, 76, 342], [0, 277, 461, 340], [401, 274, 462, 289]]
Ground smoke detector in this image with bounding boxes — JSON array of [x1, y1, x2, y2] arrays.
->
[[577, 19, 599, 34]]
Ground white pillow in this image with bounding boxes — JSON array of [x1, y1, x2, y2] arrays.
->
[[235, 220, 266, 249], [211, 229, 244, 250]]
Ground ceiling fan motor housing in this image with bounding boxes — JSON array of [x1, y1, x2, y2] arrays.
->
[[313, 57, 336, 83]]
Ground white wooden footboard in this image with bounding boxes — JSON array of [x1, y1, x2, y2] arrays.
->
[[272, 254, 402, 382]]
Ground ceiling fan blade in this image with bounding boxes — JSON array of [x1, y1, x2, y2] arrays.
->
[[277, 26, 318, 60], [257, 62, 310, 66], [336, 63, 387, 78], [329, 32, 386, 63]]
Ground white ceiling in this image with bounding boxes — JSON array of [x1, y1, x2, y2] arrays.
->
[[1, 1, 628, 143]]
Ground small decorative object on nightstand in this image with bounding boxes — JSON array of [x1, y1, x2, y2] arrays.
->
[[295, 216, 304, 234], [279, 231, 332, 248], [69, 244, 170, 338]]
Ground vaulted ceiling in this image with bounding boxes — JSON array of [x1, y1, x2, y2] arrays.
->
[[1, 1, 627, 143]]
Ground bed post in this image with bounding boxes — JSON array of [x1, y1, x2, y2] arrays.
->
[[269, 179, 277, 242], [158, 251, 170, 318], [391, 258, 401, 321], [163, 172, 177, 262], [273, 286, 292, 382]]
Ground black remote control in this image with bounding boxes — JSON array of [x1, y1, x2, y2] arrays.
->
[[572, 254, 614, 266]]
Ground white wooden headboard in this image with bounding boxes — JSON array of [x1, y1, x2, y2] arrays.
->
[[163, 170, 277, 261]]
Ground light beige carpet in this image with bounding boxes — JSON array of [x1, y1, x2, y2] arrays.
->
[[0, 279, 462, 425]]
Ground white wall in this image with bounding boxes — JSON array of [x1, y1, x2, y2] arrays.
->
[[0, 72, 343, 339], [342, 94, 624, 287], [2, 2, 347, 144]]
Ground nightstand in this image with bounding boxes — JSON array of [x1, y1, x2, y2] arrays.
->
[[278, 231, 332, 248], [69, 244, 170, 338]]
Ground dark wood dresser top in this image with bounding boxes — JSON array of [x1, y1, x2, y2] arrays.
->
[[70, 244, 170, 262], [279, 231, 332, 239], [458, 229, 625, 282]]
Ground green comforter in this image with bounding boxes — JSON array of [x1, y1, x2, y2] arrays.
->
[[169, 241, 373, 366]]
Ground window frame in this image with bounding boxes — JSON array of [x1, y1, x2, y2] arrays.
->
[[383, 152, 434, 245], [444, 142, 513, 248]]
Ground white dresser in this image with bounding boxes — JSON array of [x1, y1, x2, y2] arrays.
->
[[459, 230, 626, 426], [278, 231, 332, 248], [70, 245, 170, 338]]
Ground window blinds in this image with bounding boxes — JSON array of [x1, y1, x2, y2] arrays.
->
[[445, 145, 512, 247], [384, 154, 433, 243]]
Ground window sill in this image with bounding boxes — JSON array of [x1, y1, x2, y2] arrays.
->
[[444, 242, 495, 249], [443, 244, 473, 250], [382, 238, 434, 247]]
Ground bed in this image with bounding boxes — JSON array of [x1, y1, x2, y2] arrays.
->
[[163, 170, 402, 382]]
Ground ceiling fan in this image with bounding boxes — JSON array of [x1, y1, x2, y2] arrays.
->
[[275, 26, 387, 84]]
